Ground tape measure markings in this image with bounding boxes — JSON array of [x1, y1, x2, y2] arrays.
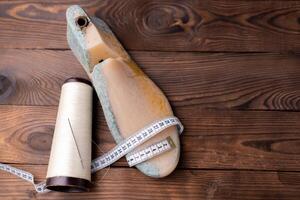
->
[[0, 116, 183, 193], [0, 163, 49, 193], [126, 136, 175, 167], [91, 117, 183, 172]]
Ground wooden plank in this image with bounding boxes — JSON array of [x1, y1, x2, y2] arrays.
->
[[1, 165, 300, 200], [0, 50, 88, 105], [0, 0, 299, 52], [1, 105, 300, 171], [1, 49, 300, 110]]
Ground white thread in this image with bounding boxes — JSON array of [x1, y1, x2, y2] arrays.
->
[[91, 140, 110, 184], [46, 81, 93, 183]]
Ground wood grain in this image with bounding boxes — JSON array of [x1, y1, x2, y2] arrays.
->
[[1, 105, 300, 171], [1, 165, 300, 200], [0, 0, 299, 199], [1, 50, 300, 110], [0, 0, 299, 52], [0, 50, 88, 105]]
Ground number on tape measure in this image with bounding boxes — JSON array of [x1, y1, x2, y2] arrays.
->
[[91, 117, 183, 172], [0, 116, 184, 193], [126, 136, 176, 167]]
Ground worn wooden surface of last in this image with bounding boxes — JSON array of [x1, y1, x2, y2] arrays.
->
[[0, 0, 300, 199]]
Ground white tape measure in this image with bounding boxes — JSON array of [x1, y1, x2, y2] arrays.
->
[[0, 163, 48, 193], [0, 116, 183, 193], [126, 136, 176, 167]]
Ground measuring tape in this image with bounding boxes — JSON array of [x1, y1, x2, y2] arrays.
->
[[0, 163, 48, 193], [0, 116, 183, 193], [126, 136, 176, 167]]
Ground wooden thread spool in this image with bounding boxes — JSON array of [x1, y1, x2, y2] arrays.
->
[[46, 78, 93, 192]]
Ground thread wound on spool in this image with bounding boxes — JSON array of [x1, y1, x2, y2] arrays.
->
[[46, 78, 93, 192]]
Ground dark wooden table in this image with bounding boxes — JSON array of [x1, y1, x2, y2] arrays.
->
[[0, 0, 300, 199]]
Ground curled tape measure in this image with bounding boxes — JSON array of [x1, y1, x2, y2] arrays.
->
[[0, 116, 183, 193]]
